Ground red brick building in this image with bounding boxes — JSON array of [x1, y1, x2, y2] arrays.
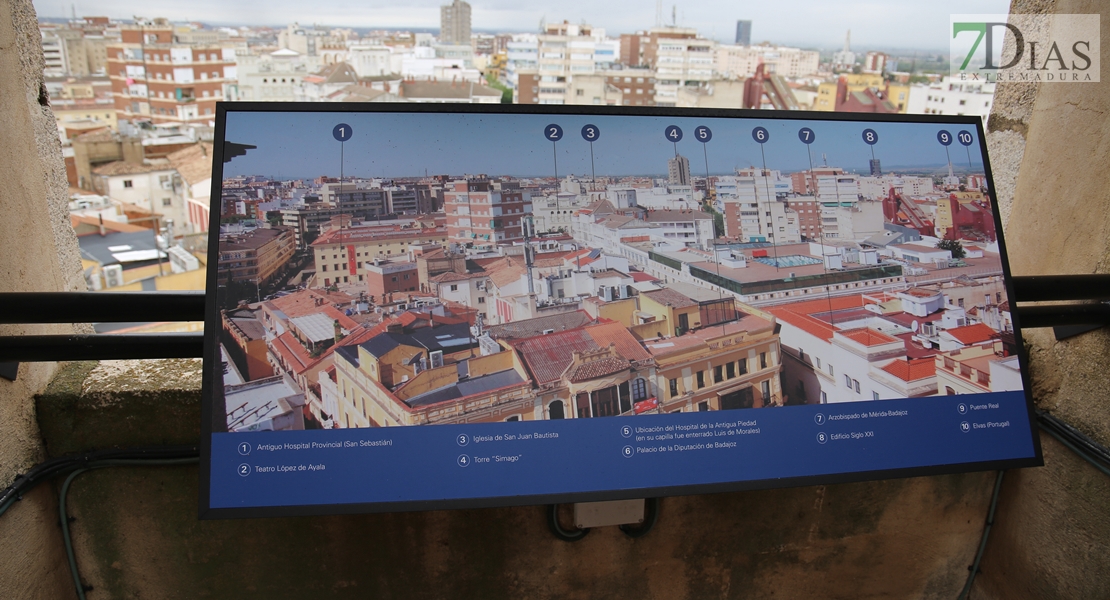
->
[[107, 24, 236, 124], [443, 179, 532, 246], [363, 259, 419, 302]]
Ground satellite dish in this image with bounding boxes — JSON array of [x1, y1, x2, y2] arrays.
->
[[911, 320, 919, 333]]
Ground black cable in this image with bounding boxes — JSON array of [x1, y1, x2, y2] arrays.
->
[[1036, 411, 1110, 472], [958, 471, 1005, 600], [546, 504, 589, 542], [0, 445, 199, 517], [619, 497, 659, 538]]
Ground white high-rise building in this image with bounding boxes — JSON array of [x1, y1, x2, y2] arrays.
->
[[648, 28, 715, 106], [906, 77, 997, 122], [715, 44, 820, 79]]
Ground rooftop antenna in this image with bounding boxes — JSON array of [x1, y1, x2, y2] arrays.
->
[[655, 0, 663, 28], [672, 5, 677, 27]]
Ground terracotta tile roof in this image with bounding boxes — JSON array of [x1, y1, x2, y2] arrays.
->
[[630, 272, 659, 283], [766, 295, 868, 341], [92, 161, 170, 176], [641, 288, 697, 309], [511, 329, 597, 385], [880, 358, 937, 382], [567, 357, 630, 382], [321, 304, 361, 331], [266, 289, 356, 319], [838, 327, 900, 347], [166, 143, 213, 186], [486, 257, 526, 288], [270, 331, 315, 374], [944, 323, 998, 345], [511, 320, 649, 385], [429, 270, 485, 283], [585, 321, 651, 362]]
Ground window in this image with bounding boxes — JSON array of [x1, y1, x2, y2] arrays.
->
[[668, 378, 679, 398], [477, 297, 485, 304], [726, 362, 736, 379], [958, 298, 965, 308], [449, 284, 458, 291], [873, 391, 880, 400], [815, 357, 821, 369], [738, 358, 748, 375], [761, 380, 771, 401], [714, 365, 723, 383], [821, 391, 827, 403], [123, 180, 133, 188], [162, 198, 172, 206], [829, 364, 834, 377], [760, 352, 767, 369], [698, 402, 709, 412], [845, 374, 852, 388], [853, 380, 860, 393], [631, 378, 647, 401], [322, 265, 327, 272], [696, 370, 704, 389]]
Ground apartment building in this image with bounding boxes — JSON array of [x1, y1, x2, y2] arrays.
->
[[106, 23, 236, 124]]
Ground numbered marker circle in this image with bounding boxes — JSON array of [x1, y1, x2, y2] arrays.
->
[[752, 126, 769, 144], [695, 125, 713, 143], [957, 130, 975, 146], [580, 124, 600, 142], [544, 124, 563, 141], [862, 128, 879, 145], [665, 125, 683, 142], [798, 127, 815, 144], [332, 123, 353, 142], [937, 130, 953, 146]]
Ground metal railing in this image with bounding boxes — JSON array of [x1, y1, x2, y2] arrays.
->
[[0, 276, 1106, 364]]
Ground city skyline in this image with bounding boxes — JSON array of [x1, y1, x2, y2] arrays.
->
[[34, 0, 1008, 50], [221, 110, 986, 181]]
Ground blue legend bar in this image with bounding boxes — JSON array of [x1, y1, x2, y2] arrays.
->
[[210, 391, 1035, 510]]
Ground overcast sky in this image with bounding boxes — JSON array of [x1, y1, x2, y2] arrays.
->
[[219, 109, 984, 180], [38, 0, 1010, 50]]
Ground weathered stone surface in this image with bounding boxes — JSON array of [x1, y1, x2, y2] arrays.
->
[[42, 359, 1002, 599], [972, 1, 1110, 599], [37, 360, 203, 456], [0, 0, 89, 596]]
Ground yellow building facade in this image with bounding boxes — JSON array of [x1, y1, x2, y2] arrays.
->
[[646, 313, 784, 412]]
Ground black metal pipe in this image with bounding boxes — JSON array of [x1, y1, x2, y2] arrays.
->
[[0, 334, 204, 362], [1012, 303, 1110, 329], [0, 292, 205, 324], [1010, 274, 1110, 303]]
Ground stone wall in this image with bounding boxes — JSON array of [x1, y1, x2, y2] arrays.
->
[[974, 1, 1110, 598], [0, 0, 88, 597]]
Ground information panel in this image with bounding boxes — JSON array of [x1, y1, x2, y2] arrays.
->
[[201, 104, 1041, 518]]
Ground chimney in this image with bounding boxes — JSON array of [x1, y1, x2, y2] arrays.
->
[[98, 213, 106, 236]]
